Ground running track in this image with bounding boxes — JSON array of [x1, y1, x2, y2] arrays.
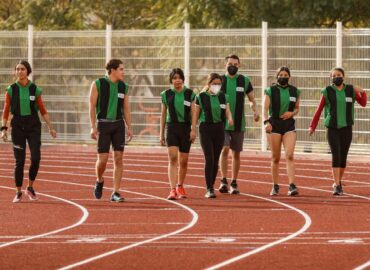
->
[[0, 144, 369, 270]]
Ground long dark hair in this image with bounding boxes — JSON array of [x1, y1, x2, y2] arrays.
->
[[169, 68, 185, 83], [15, 60, 32, 76]]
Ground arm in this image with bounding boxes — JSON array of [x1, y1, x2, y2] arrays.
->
[[281, 97, 300, 120], [35, 95, 57, 138], [190, 103, 200, 143], [226, 103, 233, 127], [123, 94, 132, 142], [1, 92, 11, 142], [354, 86, 367, 107], [263, 95, 272, 133], [89, 81, 98, 140], [159, 103, 167, 146], [246, 91, 259, 122], [309, 94, 326, 135]]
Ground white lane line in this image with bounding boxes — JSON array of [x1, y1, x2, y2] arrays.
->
[[205, 192, 312, 270], [0, 185, 89, 249], [354, 259, 370, 270], [26, 179, 198, 270]]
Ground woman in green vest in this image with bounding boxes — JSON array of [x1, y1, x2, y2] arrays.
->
[[1, 60, 57, 203], [263, 66, 300, 196], [160, 68, 196, 200], [192, 73, 233, 198], [309, 67, 367, 195]]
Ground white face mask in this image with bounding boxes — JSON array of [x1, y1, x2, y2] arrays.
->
[[210, 84, 221, 94]]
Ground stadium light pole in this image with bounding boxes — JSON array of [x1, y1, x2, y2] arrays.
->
[[261, 21, 268, 152], [28, 25, 33, 81]]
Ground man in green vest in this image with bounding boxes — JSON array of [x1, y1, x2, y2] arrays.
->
[[89, 59, 132, 202], [219, 54, 259, 194]]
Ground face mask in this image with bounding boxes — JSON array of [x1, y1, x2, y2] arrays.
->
[[210, 85, 221, 94], [332, 77, 343, 86], [227, 65, 238, 76], [277, 77, 289, 86]]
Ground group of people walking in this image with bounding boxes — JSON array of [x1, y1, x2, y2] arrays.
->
[[1, 56, 367, 203]]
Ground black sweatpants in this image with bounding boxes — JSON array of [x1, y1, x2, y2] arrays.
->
[[199, 122, 225, 190], [327, 126, 352, 168], [11, 115, 41, 187]]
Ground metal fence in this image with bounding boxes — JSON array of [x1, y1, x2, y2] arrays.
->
[[0, 23, 369, 154]]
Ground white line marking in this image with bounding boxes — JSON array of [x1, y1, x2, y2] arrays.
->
[[354, 260, 370, 270], [0, 185, 89, 249]]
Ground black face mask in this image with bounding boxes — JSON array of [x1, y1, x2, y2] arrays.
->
[[332, 77, 343, 86], [227, 65, 238, 76], [277, 77, 289, 86]]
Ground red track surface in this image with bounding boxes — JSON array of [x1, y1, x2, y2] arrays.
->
[[0, 144, 369, 270]]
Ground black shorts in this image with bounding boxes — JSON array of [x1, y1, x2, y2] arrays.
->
[[269, 118, 296, 135], [166, 122, 191, 153], [97, 120, 125, 153]]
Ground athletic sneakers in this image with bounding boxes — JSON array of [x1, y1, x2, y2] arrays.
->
[[167, 188, 177, 200], [25, 186, 38, 200], [94, 180, 104, 199], [218, 178, 228, 193], [333, 184, 343, 196], [288, 183, 299, 196], [229, 180, 240, 195], [176, 185, 187, 199], [270, 184, 280, 196], [110, 192, 125, 202], [205, 189, 216, 198], [13, 191, 22, 203]]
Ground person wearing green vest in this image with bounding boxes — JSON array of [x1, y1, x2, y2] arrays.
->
[[219, 54, 259, 195], [89, 59, 132, 203], [309, 67, 367, 195], [1, 60, 57, 203], [160, 68, 196, 200], [192, 73, 233, 198], [263, 66, 300, 196]]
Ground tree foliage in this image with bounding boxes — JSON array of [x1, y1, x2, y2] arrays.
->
[[0, 0, 369, 30]]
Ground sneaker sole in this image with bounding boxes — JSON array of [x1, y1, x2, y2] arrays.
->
[[288, 191, 299, 196], [178, 195, 187, 199], [25, 191, 38, 201], [229, 190, 240, 195], [167, 197, 177, 200]]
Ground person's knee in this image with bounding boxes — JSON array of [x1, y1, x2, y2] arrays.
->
[[221, 147, 229, 157], [232, 151, 240, 161], [179, 158, 188, 169], [285, 153, 294, 162], [272, 155, 280, 164], [169, 155, 178, 166]]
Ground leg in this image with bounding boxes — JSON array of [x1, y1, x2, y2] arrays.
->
[[327, 128, 341, 186], [11, 123, 26, 191], [178, 152, 189, 186], [339, 126, 353, 182], [212, 127, 225, 188], [270, 134, 282, 185], [168, 146, 179, 189], [200, 128, 215, 190], [282, 132, 297, 184], [231, 150, 240, 181], [96, 153, 109, 182], [220, 146, 229, 179], [112, 151, 123, 192], [27, 124, 41, 187]]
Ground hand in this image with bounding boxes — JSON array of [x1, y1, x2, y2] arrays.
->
[[265, 123, 272, 133], [308, 127, 315, 136], [126, 128, 133, 143], [49, 128, 57, 139], [280, 111, 294, 120], [90, 127, 98, 140], [190, 130, 196, 143], [160, 136, 166, 146], [228, 118, 234, 127], [253, 112, 260, 122], [1, 130, 8, 142]]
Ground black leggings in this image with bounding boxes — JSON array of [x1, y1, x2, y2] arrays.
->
[[11, 115, 41, 187], [199, 122, 225, 190], [327, 126, 352, 168]]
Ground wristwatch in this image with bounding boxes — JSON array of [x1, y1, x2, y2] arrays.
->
[[263, 120, 270, 125]]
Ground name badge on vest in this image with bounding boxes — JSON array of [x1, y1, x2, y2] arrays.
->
[[289, 97, 296, 102], [345, 97, 352, 103], [184, 100, 191, 107], [118, 93, 125, 99], [30, 96, 35, 101], [236, 87, 244, 92], [220, 104, 226, 109]]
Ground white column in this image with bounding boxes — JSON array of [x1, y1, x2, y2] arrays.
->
[[106, 24, 112, 63], [28, 25, 33, 81], [261, 21, 268, 151], [336, 21, 342, 67], [184, 22, 190, 87]]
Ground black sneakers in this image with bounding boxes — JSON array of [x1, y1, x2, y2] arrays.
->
[[229, 180, 240, 195], [270, 184, 280, 196], [25, 186, 38, 200], [111, 192, 125, 202], [288, 183, 299, 196], [218, 178, 228, 193], [13, 191, 22, 203], [205, 189, 216, 199], [333, 184, 343, 196], [94, 180, 104, 199]]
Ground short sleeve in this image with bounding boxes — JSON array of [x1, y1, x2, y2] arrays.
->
[[195, 95, 201, 106], [225, 93, 230, 103], [191, 91, 196, 102], [124, 82, 129, 94], [245, 76, 253, 94], [264, 87, 272, 97], [35, 86, 42, 98], [160, 90, 166, 105]]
